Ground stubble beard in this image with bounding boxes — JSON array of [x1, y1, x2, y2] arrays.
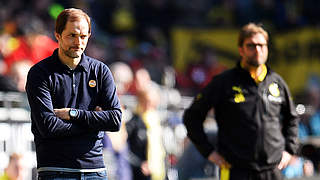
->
[[63, 47, 82, 59], [247, 58, 260, 67]]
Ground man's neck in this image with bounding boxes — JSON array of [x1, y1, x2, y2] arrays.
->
[[240, 61, 267, 83]]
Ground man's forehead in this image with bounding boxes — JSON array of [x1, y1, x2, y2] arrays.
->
[[64, 20, 90, 33], [66, 18, 89, 26], [244, 33, 267, 43]]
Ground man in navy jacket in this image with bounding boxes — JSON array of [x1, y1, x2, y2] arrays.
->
[[26, 8, 121, 179]]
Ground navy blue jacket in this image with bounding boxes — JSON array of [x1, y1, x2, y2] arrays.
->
[[26, 49, 122, 169]]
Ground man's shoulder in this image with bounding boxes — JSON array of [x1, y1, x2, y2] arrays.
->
[[203, 68, 237, 91], [85, 55, 104, 65], [267, 69, 286, 82], [265, 69, 291, 91], [84, 55, 109, 69], [212, 67, 238, 81], [29, 55, 54, 74]]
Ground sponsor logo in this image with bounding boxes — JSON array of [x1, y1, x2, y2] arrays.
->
[[232, 86, 245, 103]]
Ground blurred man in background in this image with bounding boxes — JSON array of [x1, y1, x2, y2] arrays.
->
[[183, 23, 299, 180]]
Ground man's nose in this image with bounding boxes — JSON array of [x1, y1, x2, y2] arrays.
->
[[255, 46, 262, 52], [74, 37, 81, 45]]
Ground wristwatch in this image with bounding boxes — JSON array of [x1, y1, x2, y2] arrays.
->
[[69, 108, 78, 120]]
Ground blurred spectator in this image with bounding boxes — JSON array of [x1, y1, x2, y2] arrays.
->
[[134, 0, 175, 39], [2, 32, 57, 74], [85, 37, 110, 64], [0, 0, 320, 179], [0, 60, 18, 92], [297, 87, 320, 173], [206, 0, 234, 27], [0, 10, 57, 72], [129, 68, 160, 95], [0, 75, 18, 92], [109, 36, 134, 65], [309, 112, 320, 136], [103, 62, 134, 180], [176, 45, 226, 95], [173, 0, 212, 27], [296, 87, 320, 139], [0, 153, 26, 180], [126, 69, 165, 180], [131, 41, 168, 85], [8, 59, 33, 92], [110, 62, 134, 96], [89, 0, 135, 35]]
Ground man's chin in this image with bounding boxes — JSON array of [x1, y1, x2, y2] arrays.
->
[[67, 52, 82, 58], [247, 59, 265, 67], [247, 62, 259, 67]]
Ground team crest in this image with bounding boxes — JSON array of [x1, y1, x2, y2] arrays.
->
[[268, 83, 280, 97], [89, 80, 96, 87]]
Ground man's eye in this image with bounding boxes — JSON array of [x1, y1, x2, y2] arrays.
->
[[246, 44, 255, 48], [245, 43, 267, 49]]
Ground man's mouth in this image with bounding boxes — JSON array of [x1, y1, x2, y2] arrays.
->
[[71, 47, 81, 50]]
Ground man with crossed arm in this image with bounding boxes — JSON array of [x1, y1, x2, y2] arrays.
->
[[26, 8, 121, 180]]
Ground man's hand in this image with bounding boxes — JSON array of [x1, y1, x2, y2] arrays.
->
[[141, 161, 151, 176], [208, 151, 231, 168], [54, 108, 71, 120], [95, 106, 102, 111], [278, 151, 292, 170]]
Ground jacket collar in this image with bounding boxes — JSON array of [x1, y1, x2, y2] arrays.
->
[[52, 48, 89, 72], [236, 61, 271, 75]]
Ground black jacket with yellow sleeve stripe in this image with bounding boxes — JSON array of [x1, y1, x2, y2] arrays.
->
[[183, 63, 299, 171]]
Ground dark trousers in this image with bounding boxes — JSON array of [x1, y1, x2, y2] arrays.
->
[[224, 167, 283, 180]]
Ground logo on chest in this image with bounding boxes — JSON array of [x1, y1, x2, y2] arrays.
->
[[88, 80, 96, 88], [268, 83, 282, 103], [232, 86, 245, 103]]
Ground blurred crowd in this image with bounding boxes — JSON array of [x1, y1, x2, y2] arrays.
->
[[1, 0, 320, 95], [1, 0, 320, 180]]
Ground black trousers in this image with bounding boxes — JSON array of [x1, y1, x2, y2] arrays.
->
[[222, 167, 283, 180]]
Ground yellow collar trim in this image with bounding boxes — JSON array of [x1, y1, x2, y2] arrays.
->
[[241, 63, 267, 83], [254, 64, 267, 83]]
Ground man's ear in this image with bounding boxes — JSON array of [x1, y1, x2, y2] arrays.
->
[[238, 47, 244, 57], [54, 32, 61, 41]]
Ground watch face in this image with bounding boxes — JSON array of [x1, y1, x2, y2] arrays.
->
[[70, 109, 77, 117]]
